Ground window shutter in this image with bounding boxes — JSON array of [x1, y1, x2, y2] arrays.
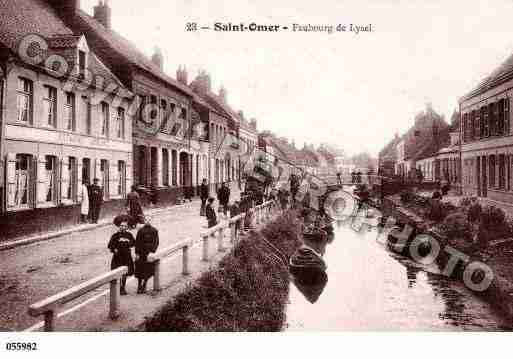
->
[[61, 157, 70, 201], [6, 153, 16, 209], [36, 155, 47, 206], [109, 161, 117, 198], [126, 161, 132, 195], [506, 98, 510, 135], [77, 160, 83, 202]]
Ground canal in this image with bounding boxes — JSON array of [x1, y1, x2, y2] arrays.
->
[[285, 220, 513, 331]]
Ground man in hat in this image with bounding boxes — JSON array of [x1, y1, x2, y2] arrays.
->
[[89, 178, 104, 224]]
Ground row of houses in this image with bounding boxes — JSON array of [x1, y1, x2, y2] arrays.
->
[[379, 45, 513, 207], [0, 0, 339, 239]]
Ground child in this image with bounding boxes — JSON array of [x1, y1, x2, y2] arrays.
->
[[206, 197, 217, 228], [230, 200, 241, 234], [108, 221, 135, 295]]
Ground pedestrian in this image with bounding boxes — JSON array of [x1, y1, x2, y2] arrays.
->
[[230, 200, 241, 234], [200, 179, 209, 217], [217, 182, 230, 215], [89, 178, 103, 224], [206, 197, 217, 228], [108, 221, 135, 295], [80, 180, 90, 223], [126, 186, 144, 229], [135, 217, 159, 294]]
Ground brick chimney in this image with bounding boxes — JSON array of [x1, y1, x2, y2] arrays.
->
[[151, 47, 163, 71], [191, 70, 211, 94], [176, 65, 188, 85], [94, 0, 112, 29], [219, 86, 227, 102], [48, 0, 81, 21]]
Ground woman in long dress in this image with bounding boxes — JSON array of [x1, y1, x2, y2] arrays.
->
[[108, 221, 135, 295], [80, 181, 90, 223]]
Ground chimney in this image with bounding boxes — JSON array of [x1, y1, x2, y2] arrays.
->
[[192, 70, 211, 94], [176, 65, 188, 85], [250, 118, 257, 129], [219, 86, 227, 102], [94, 0, 112, 29], [151, 47, 164, 71], [48, 0, 81, 21]]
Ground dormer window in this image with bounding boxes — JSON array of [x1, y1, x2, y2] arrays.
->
[[78, 50, 86, 77]]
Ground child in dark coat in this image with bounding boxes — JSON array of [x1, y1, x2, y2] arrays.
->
[[108, 221, 135, 295], [206, 197, 217, 228], [135, 218, 160, 294]]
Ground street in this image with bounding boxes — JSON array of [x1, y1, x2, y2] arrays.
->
[[0, 199, 212, 331]]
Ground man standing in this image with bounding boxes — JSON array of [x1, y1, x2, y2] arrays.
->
[[200, 179, 209, 216], [89, 178, 103, 224]]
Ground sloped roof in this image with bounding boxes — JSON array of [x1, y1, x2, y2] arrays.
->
[[0, 0, 125, 90], [74, 9, 194, 97], [461, 51, 513, 101], [379, 136, 401, 161]]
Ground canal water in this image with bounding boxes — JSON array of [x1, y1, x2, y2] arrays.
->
[[285, 220, 513, 331]]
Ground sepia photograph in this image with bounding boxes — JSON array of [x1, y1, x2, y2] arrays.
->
[[1, 0, 513, 356]]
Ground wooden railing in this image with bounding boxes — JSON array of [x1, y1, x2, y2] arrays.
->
[[27, 200, 277, 331], [148, 239, 193, 291], [28, 267, 128, 331]]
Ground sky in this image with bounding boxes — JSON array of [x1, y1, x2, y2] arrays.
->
[[81, 0, 513, 157]]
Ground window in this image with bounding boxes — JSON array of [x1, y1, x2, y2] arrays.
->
[[118, 160, 126, 196], [78, 50, 86, 77], [43, 86, 57, 127], [17, 78, 33, 123], [62, 156, 77, 202], [162, 149, 169, 186], [473, 110, 480, 139], [116, 107, 125, 139], [499, 154, 506, 189], [44, 155, 58, 203], [498, 100, 505, 136], [482, 107, 489, 137], [172, 150, 177, 186], [160, 100, 168, 132], [14, 154, 32, 207], [100, 159, 109, 200], [82, 96, 91, 135], [489, 103, 497, 136], [489, 155, 496, 188], [65, 92, 76, 131], [82, 158, 91, 185], [463, 114, 468, 142], [101, 102, 109, 137]]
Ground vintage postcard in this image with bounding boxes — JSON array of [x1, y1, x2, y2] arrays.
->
[[0, 0, 512, 357]]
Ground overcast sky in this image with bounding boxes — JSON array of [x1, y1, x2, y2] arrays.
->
[[81, 0, 513, 156]]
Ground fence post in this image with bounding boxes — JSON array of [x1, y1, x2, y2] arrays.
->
[[202, 234, 209, 261], [230, 221, 236, 244], [44, 310, 56, 332], [218, 227, 224, 252], [109, 278, 120, 319], [182, 244, 190, 275], [153, 260, 161, 291]]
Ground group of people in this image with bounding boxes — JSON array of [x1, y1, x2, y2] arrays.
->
[[80, 178, 105, 224], [200, 179, 234, 228], [108, 216, 160, 295]]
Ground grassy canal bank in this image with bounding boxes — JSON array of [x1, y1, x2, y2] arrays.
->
[[145, 211, 302, 331], [381, 193, 513, 318]]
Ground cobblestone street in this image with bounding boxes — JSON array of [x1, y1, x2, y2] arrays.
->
[[0, 198, 229, 331]]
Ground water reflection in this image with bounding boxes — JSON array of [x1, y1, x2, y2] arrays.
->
[[286, 220, 513, 331]]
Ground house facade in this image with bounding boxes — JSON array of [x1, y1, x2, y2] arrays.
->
[[0, 0, 133, 238], [459, 53, 513, 203]]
